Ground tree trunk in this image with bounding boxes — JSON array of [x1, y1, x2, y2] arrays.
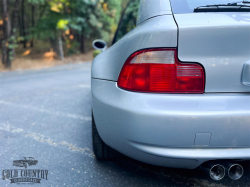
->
[[50, 36, 64, 60], [18, 10, 22, 37], [1, 0, 21, 68], [21, 0, 26, 48], [58, 36, 64, 60], [6, 0, 21, 68], [1, 0, 11, 68], [30, 4, 35, 47], [80, 29, 85, 53], [50, 37, 59, 56]]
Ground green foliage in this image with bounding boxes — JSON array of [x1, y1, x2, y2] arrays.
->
[[115, 0, 140, 42], [67, 41, 80, 55], [93, 50, 102, 58], [7, 35, 19, 50], [1, 0, 138, 64], [28, 0, 46, 4], [30, 0, 123, 44], [57, 19, 69, 30], [8, 44, 18, 49], [69, 0, 122, 42]]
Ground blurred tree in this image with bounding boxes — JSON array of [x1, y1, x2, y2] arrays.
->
[[1, 0, 21, 68], [113, 0, 139, 44], [29, 0, 123, 57], [66, 0, 122, 53], [0, 0, 131, 68]]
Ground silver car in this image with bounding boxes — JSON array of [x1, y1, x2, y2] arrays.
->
[[91, 0, 250, 181]]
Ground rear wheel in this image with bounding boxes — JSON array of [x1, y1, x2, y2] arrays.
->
[[92, 113, 121, 160]]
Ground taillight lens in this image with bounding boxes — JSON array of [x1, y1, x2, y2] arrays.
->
[[117, 49, 205, 93]]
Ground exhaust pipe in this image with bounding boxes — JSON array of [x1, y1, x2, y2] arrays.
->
[[227, 163, 244, 180], [200, 163, 226, 181]]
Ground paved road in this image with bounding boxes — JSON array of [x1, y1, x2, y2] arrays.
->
[[0, 63, 249, 187]]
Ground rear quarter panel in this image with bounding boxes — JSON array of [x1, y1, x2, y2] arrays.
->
[[91, 15, 177, 81]]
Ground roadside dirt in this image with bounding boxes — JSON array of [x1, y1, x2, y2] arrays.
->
[[0, 51, 93, 72]]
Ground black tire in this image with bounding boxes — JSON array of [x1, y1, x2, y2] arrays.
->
[[92, 113, 121, 160]]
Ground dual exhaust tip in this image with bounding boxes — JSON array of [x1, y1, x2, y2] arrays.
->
[[201, 162, 244, 181]]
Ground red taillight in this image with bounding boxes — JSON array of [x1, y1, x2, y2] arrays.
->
[[117, 49, 205, 93]]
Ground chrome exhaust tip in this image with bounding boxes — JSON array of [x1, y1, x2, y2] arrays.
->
[[210, 164, 226, 181], [200, 163, 226, 181], [228, 164, 244, 180]]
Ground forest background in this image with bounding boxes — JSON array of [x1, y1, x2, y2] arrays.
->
[[0, 0, 138, 71]]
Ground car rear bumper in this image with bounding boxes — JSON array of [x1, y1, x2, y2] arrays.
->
[[92, 78, 250, 169]]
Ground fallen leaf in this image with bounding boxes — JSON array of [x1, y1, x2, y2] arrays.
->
[[43, 49, 57, 61], [22, 50, 31, 56]]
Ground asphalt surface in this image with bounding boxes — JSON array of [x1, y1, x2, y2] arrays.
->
[[0, 63, 249, 187]]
